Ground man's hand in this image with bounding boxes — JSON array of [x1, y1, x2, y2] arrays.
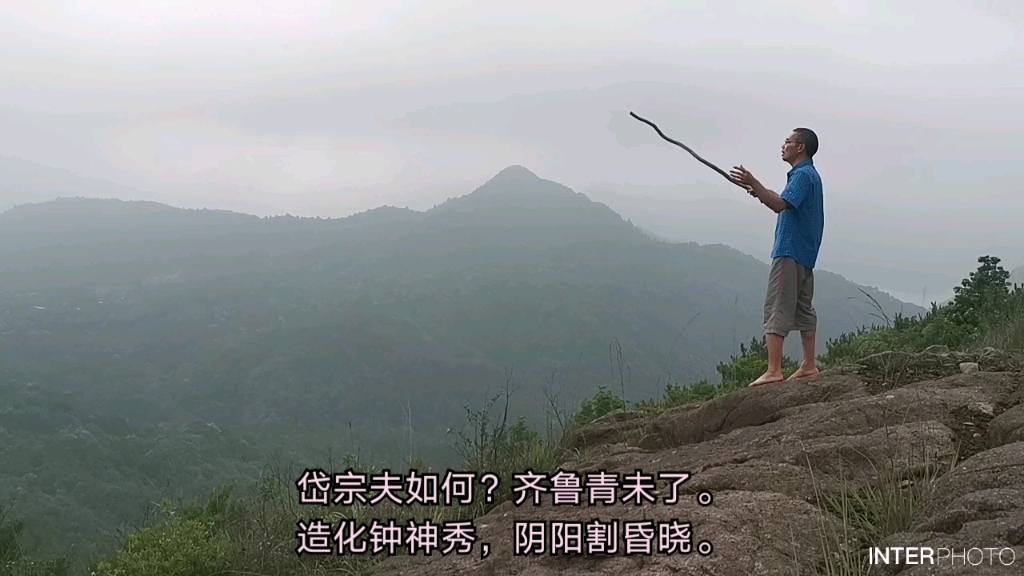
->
[[731, 165, 789, 213], [729, 165, 761, 195]]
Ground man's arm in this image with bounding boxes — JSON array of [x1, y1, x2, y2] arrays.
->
[[749, 182, 791, 214]]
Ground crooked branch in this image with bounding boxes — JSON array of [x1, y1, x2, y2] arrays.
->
[[630, 111, 745, 190]]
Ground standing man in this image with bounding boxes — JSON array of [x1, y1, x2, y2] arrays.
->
[[729, 128, 824, 386]]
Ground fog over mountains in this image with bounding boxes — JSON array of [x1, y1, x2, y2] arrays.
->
[[5, 150, 1018, 307]]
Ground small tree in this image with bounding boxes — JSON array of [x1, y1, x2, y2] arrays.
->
[[947, 256, 1011, 330]]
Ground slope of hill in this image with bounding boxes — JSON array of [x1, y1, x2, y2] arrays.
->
[[0, 165, 924, 408]]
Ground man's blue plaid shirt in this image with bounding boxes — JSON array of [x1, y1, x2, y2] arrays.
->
[[772, 159, 824, 270]]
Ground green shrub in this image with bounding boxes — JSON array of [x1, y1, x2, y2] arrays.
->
[[975, 286, 1024, 351], [571, 386, 627, 426], [91, 488, 236, 576], [661, 379, 720, 406]]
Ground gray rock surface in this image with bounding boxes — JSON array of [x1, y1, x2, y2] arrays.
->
[[369, 351, 1024, 575]]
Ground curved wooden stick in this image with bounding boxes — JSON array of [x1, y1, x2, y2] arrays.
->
[[630, 111, 745, 189]]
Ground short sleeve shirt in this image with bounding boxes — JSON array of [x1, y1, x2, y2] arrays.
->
[[772, 160, 824, 270]]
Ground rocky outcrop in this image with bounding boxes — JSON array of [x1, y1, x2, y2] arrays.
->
[[369, 350, 1024, 575]]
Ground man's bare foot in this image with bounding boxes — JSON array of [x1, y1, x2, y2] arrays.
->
[[749, 371, 785, 387], [786, 367, 821, 381]]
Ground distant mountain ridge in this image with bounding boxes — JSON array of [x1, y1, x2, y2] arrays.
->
[[0, 196, 256, 226], [0, 165, 926, 347], [0, 156, 147, 212], [0, 166, 925, 314], [1, 164, 630, 226], [0, 165, 648, 255]]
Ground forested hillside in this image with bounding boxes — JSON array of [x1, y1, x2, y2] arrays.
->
[[0, 165, 921, 569]]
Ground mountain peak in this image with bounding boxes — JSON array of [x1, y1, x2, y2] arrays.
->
[[432, 164, 576, 209], [421, 166, 640, 238], [487, 165, 541, 184]]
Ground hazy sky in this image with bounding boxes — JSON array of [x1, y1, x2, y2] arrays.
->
[[1, 0, 1021, 300]]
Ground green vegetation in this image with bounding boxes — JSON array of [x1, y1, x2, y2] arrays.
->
[[93, 489, 236, 576], [1, 171, 1020, 575], [576, 336, 801, 423], [2, 503, 71, 576], [821, 255, 1023, 364], [565, 255, 1021, 425], [5, 256, 1016, 576], [806, 256, 1022, 575], [810, 442, 955, 576], [0, 185, 917, 573]]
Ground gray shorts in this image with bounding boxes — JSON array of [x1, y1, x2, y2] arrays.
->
[[764, 257, 817, 335]]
